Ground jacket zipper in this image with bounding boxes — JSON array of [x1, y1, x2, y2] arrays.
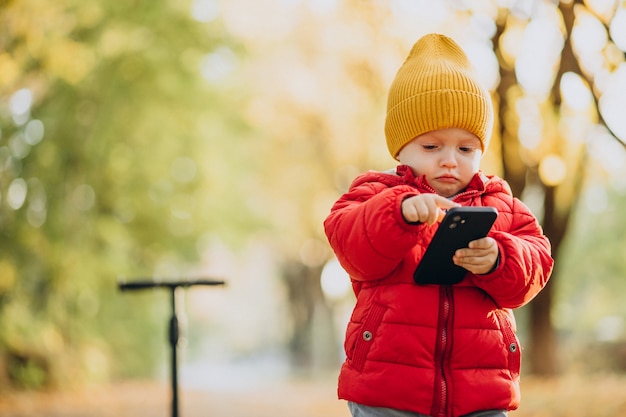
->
[[421, 180, 472, 416], [422, 183, 477, 203], [432, 285, 453, 417]]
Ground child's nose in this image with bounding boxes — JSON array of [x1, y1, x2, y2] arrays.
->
[[440, 149, 457, 166]]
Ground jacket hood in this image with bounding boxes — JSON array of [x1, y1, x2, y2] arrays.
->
[[349, 165, 512, 199]]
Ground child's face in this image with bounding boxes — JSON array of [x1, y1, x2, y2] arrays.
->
[[397, 128, 483, 198]]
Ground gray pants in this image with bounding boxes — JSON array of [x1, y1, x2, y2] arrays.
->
[[348, 402, 508, 417]]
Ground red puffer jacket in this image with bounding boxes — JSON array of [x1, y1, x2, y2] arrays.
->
[[324, 165, 553, 417]]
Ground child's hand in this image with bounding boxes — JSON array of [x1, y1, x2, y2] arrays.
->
[[401, 194, 460, 225], [453, 237, 499, 274]]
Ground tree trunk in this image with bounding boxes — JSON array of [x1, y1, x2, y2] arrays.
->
[[491, 0, 605, 375], [281, 260, 339, 373], [528, 279, 557, 374]]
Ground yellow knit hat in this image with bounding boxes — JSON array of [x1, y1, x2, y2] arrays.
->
[[385, 33, 493, 159]]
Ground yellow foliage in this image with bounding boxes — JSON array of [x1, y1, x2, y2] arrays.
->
[[43, 39, 96, 85], [0, 259, 16, 293], [0, 53, 20, 92]]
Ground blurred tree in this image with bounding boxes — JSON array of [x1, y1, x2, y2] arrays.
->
[[0, 0, 258, 388], [492, 0, 626, 375]]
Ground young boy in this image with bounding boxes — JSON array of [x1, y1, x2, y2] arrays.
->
[[324, 33, 554, 417]]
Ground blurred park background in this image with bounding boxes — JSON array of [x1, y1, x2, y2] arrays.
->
[[2, 0, 626, 415]]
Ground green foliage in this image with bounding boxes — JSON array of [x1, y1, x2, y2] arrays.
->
[[0, 0, 260, 388], [555, 185, 626, 337]]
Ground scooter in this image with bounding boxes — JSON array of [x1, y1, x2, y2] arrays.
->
[[119, 278, 225, 417]]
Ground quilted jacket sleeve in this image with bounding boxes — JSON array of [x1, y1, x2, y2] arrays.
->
[[471, 197, 554, 309], [324, 179, 425, 282]]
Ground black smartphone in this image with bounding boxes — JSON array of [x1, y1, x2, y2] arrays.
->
[[413, 206, 498, 285]]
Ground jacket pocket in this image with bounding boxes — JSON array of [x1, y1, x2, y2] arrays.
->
[[350, 302, 386, 372], [495, 309, 521, 379]]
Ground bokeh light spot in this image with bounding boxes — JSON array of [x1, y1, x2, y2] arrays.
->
[[191, 0, 220, 22], [320, 258, 351, 301], [539, 154, 567, 186], [8, 178, 28, 210]]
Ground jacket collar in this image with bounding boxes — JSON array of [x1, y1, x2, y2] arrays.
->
[[352, 165, 509, 199], [394, 164, 488, 197]]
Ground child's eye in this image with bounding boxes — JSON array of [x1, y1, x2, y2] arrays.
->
[[422, 145, 438, 150], [459, 146, 476, 153]]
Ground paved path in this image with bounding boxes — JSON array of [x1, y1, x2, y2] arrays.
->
[[0, 376, 350, 417], [3, 373, 626, 417]]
